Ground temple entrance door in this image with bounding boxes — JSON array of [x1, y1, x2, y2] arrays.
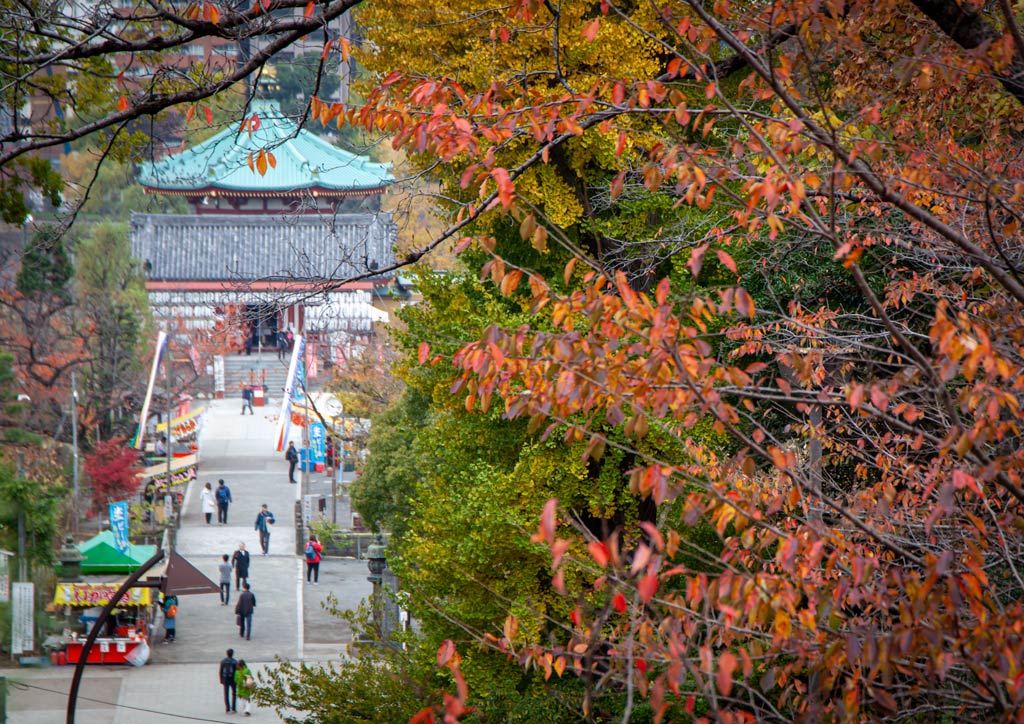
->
[[246, 304, 279, 353]]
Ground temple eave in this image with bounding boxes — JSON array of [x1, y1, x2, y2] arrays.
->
[[141, 185, 388, 198]]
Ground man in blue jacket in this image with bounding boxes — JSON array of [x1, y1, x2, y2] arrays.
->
[[254, 504, 275, 555]]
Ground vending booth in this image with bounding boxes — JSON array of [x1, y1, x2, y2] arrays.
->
[[55, 581, 158, 665]]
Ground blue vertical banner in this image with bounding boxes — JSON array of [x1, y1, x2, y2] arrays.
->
[[309, 422, 326, 465], [109, 501, 130, 554]]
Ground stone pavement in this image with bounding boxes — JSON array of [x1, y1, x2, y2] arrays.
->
[[4, 398, 373, 723]]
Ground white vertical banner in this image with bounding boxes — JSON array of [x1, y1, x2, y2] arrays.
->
[[274, 335, 305, 452], [11, 581, 34, 655], [213, 355, 225, 396], [133, 331, 169, 450]]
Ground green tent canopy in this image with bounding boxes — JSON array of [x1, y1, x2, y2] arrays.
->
[[77, 531, 158, 574]]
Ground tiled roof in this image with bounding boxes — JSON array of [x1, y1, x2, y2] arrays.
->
[[136, 100, 391, 195], [130, 212, 396, 282]]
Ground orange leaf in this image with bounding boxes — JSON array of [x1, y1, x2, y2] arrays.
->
[[246, 152, 254, 173], [203, 105, 213, 126], [339, 37, 351, 62], [418, 342, 430, 364], [117, 96, 129, 112], [185, 105, 195, 122], [582, 18, 600, 41], [303, 0, 314, 16], [266, 151, 276, 169], [255, 149, 268, 176]]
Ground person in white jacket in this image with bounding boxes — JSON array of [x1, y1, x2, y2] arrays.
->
[[200, 482, 217, 525]]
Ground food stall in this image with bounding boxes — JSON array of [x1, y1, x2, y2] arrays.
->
[[137, 454, 198, 523], [55, 581, 157, 665]]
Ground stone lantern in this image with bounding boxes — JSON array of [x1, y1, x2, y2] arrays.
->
[[57, 535, 84, 582], [366, 534, 387, 585]]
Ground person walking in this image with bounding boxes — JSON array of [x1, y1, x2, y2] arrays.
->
[[235, 659, 255, 716], [200, 482, 216, 525], [285, 441, 299, 484], [218, 554, 233, 605], [254, 504, 275, 555], [216, 479, 232, 524], [161, 593, 178, 642], [239, 387, 253, 415], [235, 583, 256, 640], [231, 542, 251, 591], [219, 648, 238, 714], [304, 534, 323, 584]]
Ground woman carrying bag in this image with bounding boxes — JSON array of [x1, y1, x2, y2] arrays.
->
[[235, 659, 255, 716]]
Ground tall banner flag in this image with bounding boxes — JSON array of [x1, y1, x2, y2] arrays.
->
[[132, 331, 168, 450], [274, 335, 305, 452], [109, 501, 130, 554]]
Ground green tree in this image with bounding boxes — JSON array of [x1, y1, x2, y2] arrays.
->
[[74, 222, 150, 439]]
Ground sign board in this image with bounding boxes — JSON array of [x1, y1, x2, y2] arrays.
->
[[309, 422, 326, 465], [11, 582, 34, 654], [0, 549, 11, 603], [109, 501, 130, 554], [164, 494, 173, 522], [54, 583, 152, 607]]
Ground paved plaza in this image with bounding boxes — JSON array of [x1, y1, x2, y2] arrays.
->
[[4, 398, 373, 723]]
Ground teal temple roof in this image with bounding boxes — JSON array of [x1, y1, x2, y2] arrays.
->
[[137, 100, 392, 197]]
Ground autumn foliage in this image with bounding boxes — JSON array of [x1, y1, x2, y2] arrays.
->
[[327, 0, 1024, 722], [83, 436, 141, 511]]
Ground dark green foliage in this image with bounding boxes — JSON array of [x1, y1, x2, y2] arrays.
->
[[15, 224, 74, 299], [0, 157, 64, 225]]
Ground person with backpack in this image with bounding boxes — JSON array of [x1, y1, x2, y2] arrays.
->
[[161, 593, 178, 642], [285, 441, 299, 484], [219, 648, 238, 714], [216, 479, 233, 524], [304, 534, 323, 584]]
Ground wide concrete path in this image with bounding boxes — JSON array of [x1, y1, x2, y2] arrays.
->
[[5, 398, 372, 723]]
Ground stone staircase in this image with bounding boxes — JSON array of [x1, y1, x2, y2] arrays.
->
[[222, 351, 291, 400]]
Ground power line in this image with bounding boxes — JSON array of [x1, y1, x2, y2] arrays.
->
[[8, 680, 257, 723]]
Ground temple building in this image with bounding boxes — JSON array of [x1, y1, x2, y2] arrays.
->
[[130, 100, 397, 390]]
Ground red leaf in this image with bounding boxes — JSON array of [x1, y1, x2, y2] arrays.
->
[[613, 592, 627, 613], [303, 0, 314, 16], [588, 540, 610, 567], [637, 570, 658, 603], [717, 652, 737, 696], [117, 96, 129, 112], [203, 105, 213, 126], [418, 342, 430, 364], [436, 639, 456, 667], [582, 17, 600, 42], [716, 249, 737, 273], [492, 167, 514, 209], [687, 244, 708, 276]]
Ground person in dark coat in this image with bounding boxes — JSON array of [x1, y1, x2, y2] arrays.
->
[[285, 441, 299, 484], [235, 583, 256, 640], [241, 387, 254, 415], [231, 542, 251, 591], [219, 648, 237, 714]]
